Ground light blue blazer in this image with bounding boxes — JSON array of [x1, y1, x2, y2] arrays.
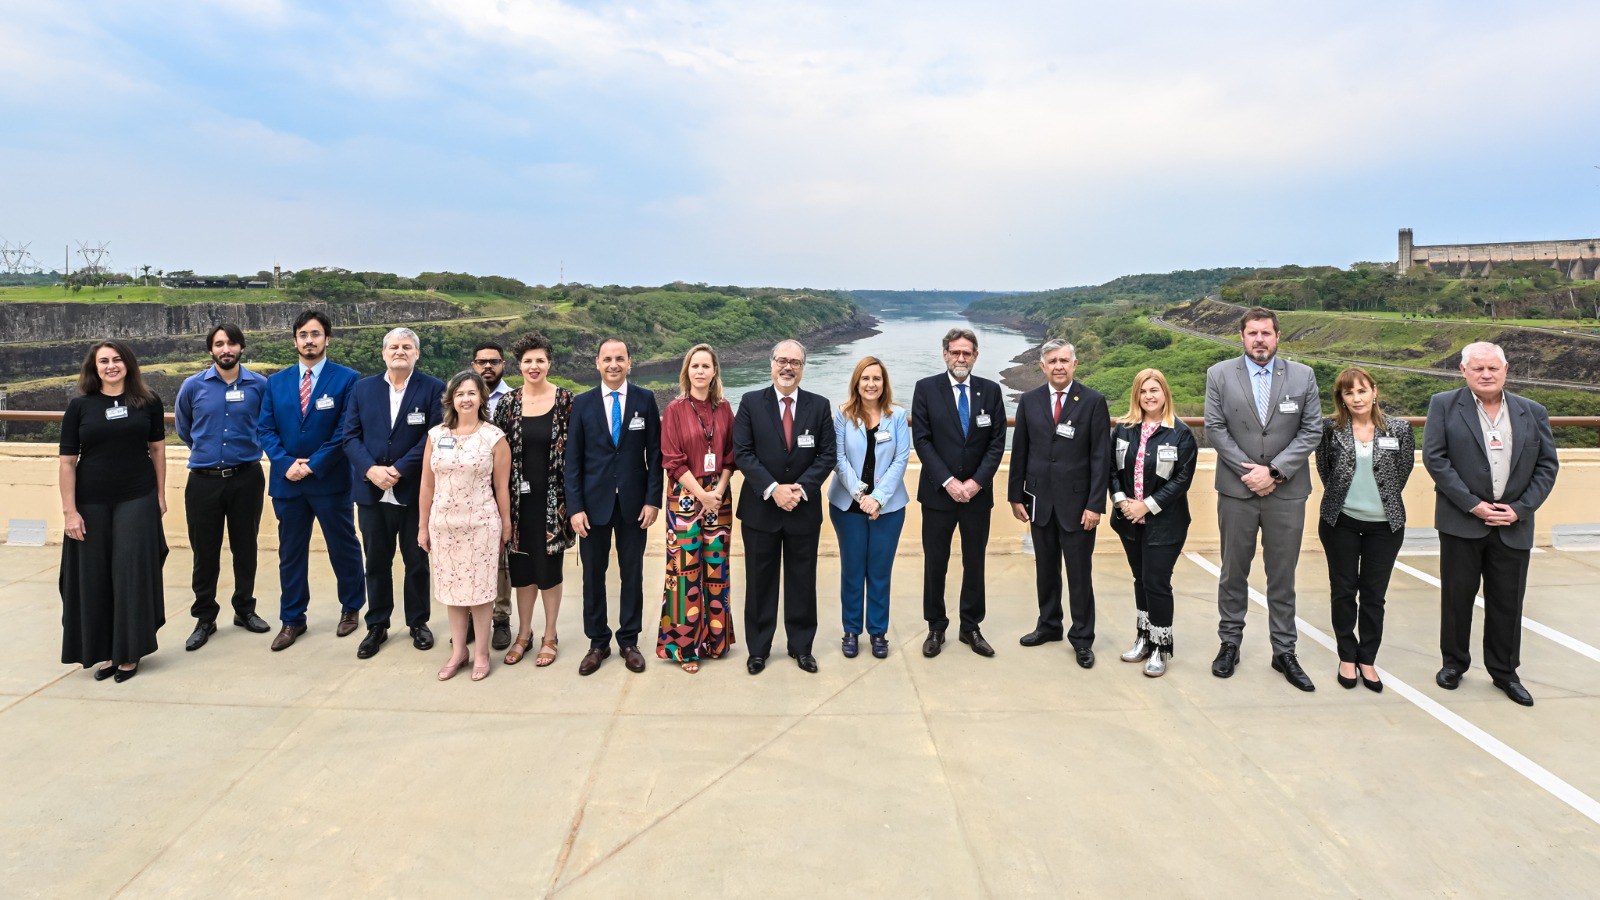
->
[[828, 406, 912, 514]]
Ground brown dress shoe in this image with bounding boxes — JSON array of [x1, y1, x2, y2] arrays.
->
[[621, 646, 646, 673], [578, 645, 611, 676], [271, 624, 307, 652], [336, 610, 360, 638]]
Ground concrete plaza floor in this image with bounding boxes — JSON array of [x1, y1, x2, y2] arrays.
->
[[2, 540, 1599, 898]]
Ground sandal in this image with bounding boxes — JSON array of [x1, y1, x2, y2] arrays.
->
[[504, 633, 532, 665], [438, 656, 467, 681], [681, 660, 700, 674], [534, 636, 559, 667], [471, 657, 492, 681]]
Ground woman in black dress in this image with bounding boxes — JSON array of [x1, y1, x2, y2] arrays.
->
[[491, 333, 576, 667], [59, 340, 168, 682]]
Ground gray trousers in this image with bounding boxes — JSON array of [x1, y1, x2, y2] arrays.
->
[[1216, 492, 1305, 654], [492, 551, 511, 622]]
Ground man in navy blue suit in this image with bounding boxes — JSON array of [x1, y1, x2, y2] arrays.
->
[[342, 327, 445, 659], [258, 310, 365, 651], [566, 338, 663, 676]]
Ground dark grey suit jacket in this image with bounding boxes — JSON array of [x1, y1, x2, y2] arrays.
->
[[1203, 355, 1323, 501], [1422, 387, 1559, 551]]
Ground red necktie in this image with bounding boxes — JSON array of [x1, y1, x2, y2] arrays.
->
[[299, 369, 313, 414], [1053, 391, 1064, 424], [782, 396, 794, 450]]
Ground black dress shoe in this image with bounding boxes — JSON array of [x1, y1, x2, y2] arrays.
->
[[93, 664, 117, 681], [1075, 646, 1095, 669], [870, 635, 889, 659], [411, 625, 435, 651], [1493, 678, 1534, 707], [357, 626, 388, 659], [841, 634, 859, 658], [491, 619, 512, 651], [922, 630, 945, 658], [113, 664, 139, 683], [960, 630, 996, 657], [335, 609, 360, 638], [789, 650, 819, 673], [747, 656, 766, 675], [1436, 667, 1462, 690], [1272, 652, 1316, 692], [186, 620, 217, 652], [1211, 641, 1239, 678], [1019, 628, 1064, 647], [233, 612, 271, 633]]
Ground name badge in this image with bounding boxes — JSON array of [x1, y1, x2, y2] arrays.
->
[[225, 389, 245, 403], [703, 452, 717, 474], [1487, 430, 1503, 451], [1056, 422, 1074, 439], [1376, 436, 1400, 451], [874, 429, 892, 443], [1157, 445, 1178, 461], [518, 480, 532, 494], [315, 395, 334, 411], [975, 414, 992, 428], [406, 411, 425, 426], [628, 415, 645, 431], [1278, 400, 1298, 414], [105, 404, 128, 420], [437, 436, 457, 450], [797, 433, 815, 448]]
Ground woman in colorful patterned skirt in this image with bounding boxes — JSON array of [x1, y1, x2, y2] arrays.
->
[[656, 343, 737, 673]]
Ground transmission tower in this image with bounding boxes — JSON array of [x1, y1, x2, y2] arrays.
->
[[75, 241, 112, 278], [0, 239, 40, 274]]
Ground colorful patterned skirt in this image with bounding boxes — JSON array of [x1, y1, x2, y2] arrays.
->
[[656, 476, 735, 661]]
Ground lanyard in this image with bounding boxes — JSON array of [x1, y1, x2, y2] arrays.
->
[[689, 399, 717, 448]]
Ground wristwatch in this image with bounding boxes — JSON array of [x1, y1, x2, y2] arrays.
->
[[1269, 464, 1285, 483]]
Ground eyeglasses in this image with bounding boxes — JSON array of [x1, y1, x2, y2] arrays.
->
[[772, 357, 805, 369], [472, 358, 504, 367]]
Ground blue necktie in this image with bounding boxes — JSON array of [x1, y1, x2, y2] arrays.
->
[[956, 383, 970, 437], [609, 391, 622, 444], [1254, 369, 1270, 425]]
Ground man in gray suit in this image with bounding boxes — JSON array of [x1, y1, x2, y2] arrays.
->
[[1204, 307, 1323, 691], [1423, 342, 1558, 707]]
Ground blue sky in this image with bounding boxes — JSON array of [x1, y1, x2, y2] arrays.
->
[[4, 0, 1598, 290]]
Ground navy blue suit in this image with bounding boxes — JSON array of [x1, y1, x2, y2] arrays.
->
[[258, 359, 364, 627], [342, 371, 445, 628], [564, 384, 664, 649]]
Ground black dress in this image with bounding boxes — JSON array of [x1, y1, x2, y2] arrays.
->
[[508, 410, 564, 589], [59, 393, 168, 667]]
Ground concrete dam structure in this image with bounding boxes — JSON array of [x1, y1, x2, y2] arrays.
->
[[1398, 228, 1600, 279]]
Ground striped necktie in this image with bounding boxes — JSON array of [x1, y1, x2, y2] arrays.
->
[[299, 368, 313, 415]]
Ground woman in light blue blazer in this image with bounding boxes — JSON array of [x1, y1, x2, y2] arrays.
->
[[828, 356, 912, 659]]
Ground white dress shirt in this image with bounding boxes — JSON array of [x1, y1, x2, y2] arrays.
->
[[381, 372, 411, 505]]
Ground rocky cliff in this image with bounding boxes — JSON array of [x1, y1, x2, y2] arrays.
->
[[0, 299, 463, 343]]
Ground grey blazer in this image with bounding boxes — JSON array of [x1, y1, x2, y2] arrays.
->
[[1203, 356, 1323, 501], [1314, 415, 1415, 531], [1422, 388, 1559, 551]]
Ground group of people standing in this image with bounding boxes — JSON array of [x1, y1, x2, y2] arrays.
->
[[56, 306, 1559, 705]]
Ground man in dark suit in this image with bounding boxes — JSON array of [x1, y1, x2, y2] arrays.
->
[[1424, 341, 1559, 707], [733, 339, 836, 674], [1009, 339, 1111, 668], [911, 327, 1007, 658], [341, 327, 445, 659], [257, 309, 365, 652], [566, 338, 663, 676]]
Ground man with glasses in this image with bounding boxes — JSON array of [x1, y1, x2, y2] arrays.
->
[[911, 328, 1007, 659], [733, 340, 837, 674], [470, 341, 514, 650]]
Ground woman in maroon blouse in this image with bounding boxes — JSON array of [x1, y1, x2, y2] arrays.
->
[[656, 343, 737, 672]]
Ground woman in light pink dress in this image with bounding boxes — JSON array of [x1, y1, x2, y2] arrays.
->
[[419, 371, 511, 682]]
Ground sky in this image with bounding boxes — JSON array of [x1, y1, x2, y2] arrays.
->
[[4, 0, 1599, 291]]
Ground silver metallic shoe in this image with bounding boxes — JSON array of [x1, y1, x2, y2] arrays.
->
[[1120, 634, 1152, 662], [1144, 649, 1168, 677]]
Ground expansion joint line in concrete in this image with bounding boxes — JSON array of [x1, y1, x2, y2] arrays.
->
[[546, 676, 635, 896], [1184, 552, 1600, 827]]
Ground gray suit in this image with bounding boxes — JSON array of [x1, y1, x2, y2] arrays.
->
[[1203, 355, 1323, 654]]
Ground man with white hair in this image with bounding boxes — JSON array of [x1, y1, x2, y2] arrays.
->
[[341, 327, 446, 659], [1423, 341, 1559, 706]]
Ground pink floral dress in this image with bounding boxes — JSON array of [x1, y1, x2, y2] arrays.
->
[[427, 423, 505, 606]]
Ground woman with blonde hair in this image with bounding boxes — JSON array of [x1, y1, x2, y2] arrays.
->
[[1314, 366, 1413, 692], [655, 344, 738, 672], [826, 356, 911, 659], [1109, 368, 1197, 677]]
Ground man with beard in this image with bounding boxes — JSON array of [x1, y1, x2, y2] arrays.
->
[[911, 327, 1008, 659], [469, 340, 515, 649], [174, 323, 272, 651], [258, 310, 365, 651]]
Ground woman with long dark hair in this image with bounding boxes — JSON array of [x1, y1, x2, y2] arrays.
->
[[59, 340, 168, 682]]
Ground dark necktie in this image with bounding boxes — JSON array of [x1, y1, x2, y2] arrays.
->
[[609, 390, 622, 444], [781, 396, 794, 449], [1054, 390, 1064, 423], [956, 383, 970, 436]]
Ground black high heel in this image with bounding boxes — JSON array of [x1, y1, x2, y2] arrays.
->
[[1337, 663, 1357, 690], [1360, 666, 1383, 694], [93, 663, 117, 681]]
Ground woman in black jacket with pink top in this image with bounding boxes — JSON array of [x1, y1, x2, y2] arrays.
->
[[1108, 369, 1197, 677]]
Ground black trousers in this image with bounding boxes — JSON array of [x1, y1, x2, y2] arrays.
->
[[1318, 513, 1404, 665], [1032, 516, 1097, 649], [580, 496, 648, 649], [184, 463, 264, 622], [1116, 525, 1182, 631], [922, 503, 990, 633], [358, 502, 430, 628], [1439, 529, 1529, 682], [741, 524, 819, 658]]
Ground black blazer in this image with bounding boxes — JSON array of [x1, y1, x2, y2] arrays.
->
[[910, 373, 1007, 511], [1314, 415, 1414, 532], [1108, 419, 1198, 546], [1008, 382, 1111, 531], [564, 385, 664, 527], [1422, 387, 1559, 551], [341, 371, 445, 507], [733, 386, 837, 534]]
